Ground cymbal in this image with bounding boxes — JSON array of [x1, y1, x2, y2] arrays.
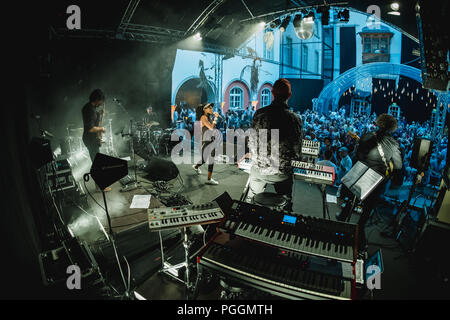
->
[[69, 128, 83, 131], [146, 121, 160, 127]]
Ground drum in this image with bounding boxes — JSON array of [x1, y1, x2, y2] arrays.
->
[[151, 130, 162, 144], [253, 192, 287, 210], [159, 129, 177, 156]]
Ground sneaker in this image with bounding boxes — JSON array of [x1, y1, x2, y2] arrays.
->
[[192, 165, 202, 175], [205, 178, 219, 185]]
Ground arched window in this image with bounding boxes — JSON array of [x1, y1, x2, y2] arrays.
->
[[261, 88, 271, 107], [230, 87, 243, 109]]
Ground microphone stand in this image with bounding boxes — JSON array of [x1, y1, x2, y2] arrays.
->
[[120, 120, 141, 192], [83, 172, 130, 298]]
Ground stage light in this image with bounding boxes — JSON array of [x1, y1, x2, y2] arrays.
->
[[388, 2, 401, 16], [318, 6, 330, 26], [258, 21, 266, 28], [279, 16, 291, 33], [270, 18, 281, 29], [337, 9, 349, 22], [193, 32, 202, 41]]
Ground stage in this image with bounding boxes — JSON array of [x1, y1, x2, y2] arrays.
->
[[59, 153, 448, 300]]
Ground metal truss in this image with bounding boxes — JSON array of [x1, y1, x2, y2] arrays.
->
[[117, 0, 141, 34], [185, 0, 227, 35]]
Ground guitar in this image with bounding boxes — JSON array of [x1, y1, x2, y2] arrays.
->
[[97, 108, 105, 146]]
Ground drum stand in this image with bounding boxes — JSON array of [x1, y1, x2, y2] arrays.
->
[[158, 227, 194, 299]]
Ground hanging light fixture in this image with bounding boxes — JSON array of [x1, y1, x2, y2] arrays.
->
[[279, 16, 291, 33], [294, 11, 315, 40]]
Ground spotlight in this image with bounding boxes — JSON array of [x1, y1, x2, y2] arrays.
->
[[270, 18, 281, 29], [390, 2, 400, 11], [318, 6, 330, 26], [193, 32, 202, 41], [279, 16, 291, 33], [258, 21, 266, 28], [337, 9, 349, 22], [388, 3, 401, 16]]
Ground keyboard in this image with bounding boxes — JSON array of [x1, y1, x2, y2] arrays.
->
[[148, 202, 224, 231], [291, 160, 335, 185], [302, 139, 320, 157], [219, 201, 357, 263], [198, 238, 354, 300]]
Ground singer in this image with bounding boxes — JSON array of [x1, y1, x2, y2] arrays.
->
[[192, 103, 220, 185]]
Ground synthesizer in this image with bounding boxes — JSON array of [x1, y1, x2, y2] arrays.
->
[[291, 160, 335, 185], [197, 236, 354, 300], [302, 139, 320, 158], [219, 201, 357, 262], [148, 202, 224, 231]]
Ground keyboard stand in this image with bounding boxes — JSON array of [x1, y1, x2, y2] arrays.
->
[[316, 184, 333, 220], [158, 227, 194, 298]]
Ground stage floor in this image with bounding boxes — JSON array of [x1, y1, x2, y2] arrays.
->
[[64, 155, 449, 300]]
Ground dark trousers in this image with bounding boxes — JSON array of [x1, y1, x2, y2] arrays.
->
[[84, 140, 100, 163], [196, 142, 215, 173]]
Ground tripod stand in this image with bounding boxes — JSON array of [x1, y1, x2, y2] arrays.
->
[[158, 227, 195, 299], [390, 172, 428, 250]]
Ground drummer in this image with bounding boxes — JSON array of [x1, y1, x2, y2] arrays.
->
[[143, 105, 160, 128]]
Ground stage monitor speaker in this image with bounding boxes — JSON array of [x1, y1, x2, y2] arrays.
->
[[436, 181, 450, 224], [415, 0, 449, 91], [415, 218, 450, 263], [90, 153, 128, 190], [410, 138, 433, 171], [29, 137, 53, 169], [145, 158, 179, 182]]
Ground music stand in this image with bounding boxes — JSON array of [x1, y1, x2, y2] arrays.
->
[[341, 161, 385, 223]]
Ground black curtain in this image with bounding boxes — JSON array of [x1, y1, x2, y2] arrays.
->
[[340, 27, 356, 74], [286, 79, 324, 112]]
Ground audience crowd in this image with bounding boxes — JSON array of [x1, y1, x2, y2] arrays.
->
[[172, 102, 447, 188]]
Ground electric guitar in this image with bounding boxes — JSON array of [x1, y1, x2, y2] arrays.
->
[[97, 108, 105, 146]]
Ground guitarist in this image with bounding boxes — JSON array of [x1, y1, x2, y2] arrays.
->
[[82, 89, 106, 163], [354, 113, 402, 248]]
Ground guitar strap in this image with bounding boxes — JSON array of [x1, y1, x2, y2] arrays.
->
[[376, 142, 390, 177]]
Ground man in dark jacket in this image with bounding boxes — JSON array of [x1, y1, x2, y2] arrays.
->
[[246, 78, 303, 204], [355, 113, 402, 247]]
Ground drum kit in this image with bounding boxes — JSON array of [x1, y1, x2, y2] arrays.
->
[[133, 119, 174, 159]]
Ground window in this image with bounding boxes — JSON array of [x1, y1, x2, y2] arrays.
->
[[261, 88, 271, 107], [302, 45, 308, 71], [230, 87, 243, 108], [284, 36, 293, 66], [363, 36, 390, 54], [314, 50, 320, 74]]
